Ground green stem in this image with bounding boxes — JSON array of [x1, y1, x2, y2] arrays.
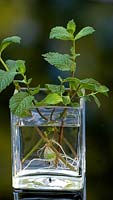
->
[[34, 126, 75, 171], [22, 138, 43, 163], [71, 39, 76, 78], [72, 39, 76, 57], [70, 85, 80, 101], [50, 107, 55, 121], [55, 120, 64, 167], [54, 126, 77, 158], [58, 120, 64, 152], [36, 107, 48, 121], [63, 137, 77, 158], [32, 99, 48, 121], [0, 57, 9, 71]]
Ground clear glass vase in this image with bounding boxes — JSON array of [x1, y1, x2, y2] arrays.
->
[[11, 91, 85, 193]]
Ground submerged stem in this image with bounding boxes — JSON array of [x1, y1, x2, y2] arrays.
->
[[58, 120, 64, 152], [34, 126, 75, 171], [54, 126, 77, 158], [55, 120, 64, 167], [63, 137, 77, 158], [50, 107, 55, 121], [22, 138, 43, 163], [32, 100, 48, 121]]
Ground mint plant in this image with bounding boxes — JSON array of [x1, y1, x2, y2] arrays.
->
[[42, 19, 109, 107], [0, 20, 109, 171]]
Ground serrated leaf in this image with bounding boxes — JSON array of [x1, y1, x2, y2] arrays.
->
[[92, 94, 101, 108], [80, 78, 109, 96], [67, 19, 76, 34], [0, 36, 21, 53], [37, 93, 63, 106], [45, 84, 65, 94], [75, 26, 95, 40], [0, 69, 16, 92], [49, 26, 73, 40], [80, 78, 100, 91], [9, 91, 34, 117], [43, 52, 74, 71]]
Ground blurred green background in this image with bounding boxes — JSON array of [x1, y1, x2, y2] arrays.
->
[[0, 0, 113, 199]]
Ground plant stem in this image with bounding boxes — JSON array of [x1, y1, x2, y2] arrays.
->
[[32, 99, 48, 121], [26, 87, 48, 121], [22, 138, 43, 163], [70, 85, 80, 101], [34, 126, 75, 171], [0, 57, 9, 71], [0, 57, 21, 91], [37, 107, 48, 120], [55, 120, 64, 167], [54, 126, 77, 158], [58, 120, 64, 152], [50, 107, 55, 121], [71, 39, 76, 78], [63, 137, 77, 158]]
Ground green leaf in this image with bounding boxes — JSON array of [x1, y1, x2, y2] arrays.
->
[[63, 77, 80, 84], [27, 78, 32, 85], [70, 102, 80, 108], [5, 60, 18, 72], [75, 26, 95, 40], [16, 60, 26, 74], [77, 89, 84, 97], [29, 85, 40, 96], [80, 78, 100, 91], [49, 26, 73, 40], [96, 85, 109, 94], [62, 95, 71, 105], [9, 91, 34, 117], [0, 36, 21, 53], [37, 93, 63, 106], [62, 77, 80, 90], [80, 79, 109, 96], [43, 52, 74, 71], [6, 59, 26, 74], [0, 69, 16, 92], [45, 84, 65, 94], [67, 19, 76, 34], [91, 94, 101, 108]]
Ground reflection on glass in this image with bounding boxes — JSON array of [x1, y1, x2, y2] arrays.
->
[[11, 95, 86, 193], [13, 189, 85, 200]]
